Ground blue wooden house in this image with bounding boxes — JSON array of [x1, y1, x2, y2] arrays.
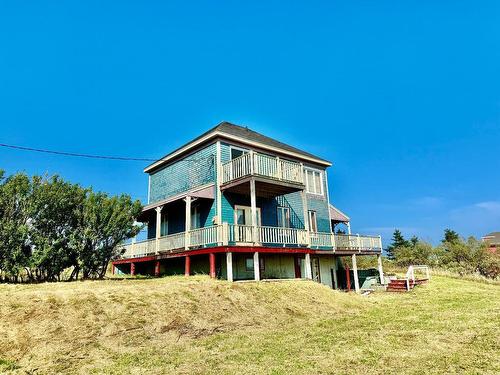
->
[[113, 122, 384, 292]]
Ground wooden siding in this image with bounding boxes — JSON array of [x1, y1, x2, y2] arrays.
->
[[149, 143, 217, 204]]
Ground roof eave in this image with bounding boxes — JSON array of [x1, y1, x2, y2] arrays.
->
[[144, 131, 332, 173]]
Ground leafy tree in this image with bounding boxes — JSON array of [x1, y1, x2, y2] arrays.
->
[[394, 241, 437, 267], [27, 175, 87, 281], [443, 229, 460, 244], [74, 191, 142, 279], [0, 173, 32, 281], [0, 170, 142, 282], [410, 235, 419, 247], [439, 236, 489, 275], [386, 229, 409, 259]]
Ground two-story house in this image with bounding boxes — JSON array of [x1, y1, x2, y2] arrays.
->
[[113, 122, 384, 292]]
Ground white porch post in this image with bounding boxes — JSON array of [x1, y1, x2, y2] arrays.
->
[[253, 252, 260, 281], [332, 256, 339, 289], [226, 252, 233, 282], [301, 189, 310, 246], [377, 254, 384, 285], [304, 253, 312, 279], [216, 141, 222, 224], [352, 254, 360, 293], [184, 196, 191, 250], [346, 222, 351, 235], [155, 206, 163, 254], [250, 178, 258, 244]]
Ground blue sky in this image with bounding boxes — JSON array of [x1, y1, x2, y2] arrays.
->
[[1, 1, 499, 244]]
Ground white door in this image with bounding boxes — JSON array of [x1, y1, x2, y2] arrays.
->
[[234, 205, 261, 242]]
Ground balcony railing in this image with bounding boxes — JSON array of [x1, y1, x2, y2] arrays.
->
[[221, 152, 304, 185], [118, 224, 382, 259]]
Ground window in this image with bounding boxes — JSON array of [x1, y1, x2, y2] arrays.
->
[[277, 206, 290, 228], [235, 208, 246, 225], [308, 210, 318, 232], [304, 168, 323, 196], [160, 212, 168, 236], [191, 204, 201, 229], [230, 146, 248, 160], [245, 258, 254, 271], [234, 205, 261, 226]]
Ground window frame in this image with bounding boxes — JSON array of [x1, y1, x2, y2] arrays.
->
[[308, 210, 318, 233], [304, 167, 324, 196], [277, 206, 291, 228], [229, 145, 249, 160]]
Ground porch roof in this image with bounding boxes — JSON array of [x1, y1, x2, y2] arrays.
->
[[139, 184, 215, 221], [329, 204, 350, 223]]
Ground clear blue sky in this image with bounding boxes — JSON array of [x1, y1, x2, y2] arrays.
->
[[1, 1, 499, 244]]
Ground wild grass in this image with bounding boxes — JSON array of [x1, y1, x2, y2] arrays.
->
[[0, 275, 499, 374]]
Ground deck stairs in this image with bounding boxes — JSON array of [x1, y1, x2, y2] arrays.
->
[[387, 265, 430, 292]]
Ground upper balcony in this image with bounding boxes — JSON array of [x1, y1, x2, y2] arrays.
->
[[221, 152, 305, 197]]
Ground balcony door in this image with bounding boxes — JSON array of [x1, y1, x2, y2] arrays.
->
[[234, 205, 261, 243], [234, 205, 261, 226]]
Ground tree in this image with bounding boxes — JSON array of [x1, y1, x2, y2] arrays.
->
[[385, 229, 409, 259], [410, 235, 419, 247], [443, 229, 460, 244], [439, 236, 489, 275], [0, 172, 32, 281], [394, 241, 437, 267], [0, 170, 142, 282], [27, 175, 87, 281], [74, 191, 142, 279]]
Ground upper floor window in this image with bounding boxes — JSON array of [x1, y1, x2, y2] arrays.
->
[[277, 206, 290, 228], [230, 146, 248, 160], [304, 168, 323, 196]]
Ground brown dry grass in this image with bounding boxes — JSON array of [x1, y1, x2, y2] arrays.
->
[[0, 275, 499, 374]]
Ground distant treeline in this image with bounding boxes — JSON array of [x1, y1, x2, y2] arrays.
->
[[0, 170, 142, 282], [385, 229, 499, 279]]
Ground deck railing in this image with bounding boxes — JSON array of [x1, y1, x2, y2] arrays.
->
[[119, 224, 382, 259], [221, 152, 304, 185]]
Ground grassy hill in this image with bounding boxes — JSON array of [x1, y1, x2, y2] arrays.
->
[[0, 275, 499, 374]]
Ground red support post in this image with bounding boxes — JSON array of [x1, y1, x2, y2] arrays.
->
[[131, 262, 136, 276], [112, 263, 115, 275], [185, 256, 191, 276], [155, 261, 160, 277], [209, 253, 216, 278], [346, 265, 351, 291]]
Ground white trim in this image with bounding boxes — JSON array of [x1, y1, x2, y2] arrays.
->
[[324, 169, 333, 231], [144, 130, 332, 173], [304, 167, 324, 196], [147, 175, 151, 204], [216, 141, 222, 224]]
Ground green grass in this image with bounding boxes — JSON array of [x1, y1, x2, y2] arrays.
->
[[0, 275, 499, 374]]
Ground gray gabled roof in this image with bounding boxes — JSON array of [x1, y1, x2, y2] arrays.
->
[[214, 122, 330, 164], [144, 121, 331, 173]]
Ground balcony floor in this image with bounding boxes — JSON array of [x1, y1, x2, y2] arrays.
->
[[220, 175, 305, 198]]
